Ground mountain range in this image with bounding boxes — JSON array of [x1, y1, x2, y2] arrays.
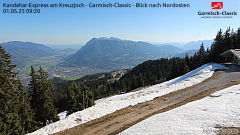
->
[[58, 37, 184, 69], [1, 41, 58, 67], [180, 39, 214, 50], [0, 41, 77, 67], [0, 38, 213, 69], [152, 39, 214, 51]]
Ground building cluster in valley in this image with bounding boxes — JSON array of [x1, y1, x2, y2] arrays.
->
[[17, 66, 127, 86]]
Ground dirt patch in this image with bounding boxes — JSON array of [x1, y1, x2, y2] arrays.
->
[[215, 126, 240, 135]]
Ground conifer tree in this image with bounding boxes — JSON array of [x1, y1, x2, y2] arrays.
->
[[209, 29, 224, 62], [73, 84, 83, 110], [150, 74, 156, 82], [29, 66, 59, 126], [185, 53, 190, 67], [197, 43, 207, 66], [0, 47, 20, 134], [168, 58, 178, 80], [190, 52, 199, 70], [66, 84, 96, 115], [81, 86, 90, 109], [86, 87, 95, 108], [67, 82, 80, 115], [157, 72, 162, 81], [130, 75, 137, 90], [138, 73, 144, 87], [120, 80, 126, 90], [0, 45, 36, 134], [223, 27, 234, 50], [235, 28, 240, 49], [181, 59, 190, 75], [16, 79, 37, 133], [29, 66, 38, 111]]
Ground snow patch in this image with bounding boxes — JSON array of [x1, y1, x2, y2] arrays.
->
[[120, 84, 240, 135], [58, 111, 67, 120]]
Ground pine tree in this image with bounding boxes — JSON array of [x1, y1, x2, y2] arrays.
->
[[29, 66, 38, 112], [185, 53, 190, 67], [197, 43, 207, 66], [223, 27, 234, 50], [138, 73, 144, 87], [157, 72, 162, 81], [150, 74, 156, 82], [0, 45, 36, 134], [86, 88, 95, 108], [168, 58, 178, 80], [181, 59, 190, 75], [120, 80, 126, 90], [209, 29, 224, 62], [130, 75, 137, 91], [67, 82, 80, 115], [81, 86, 89, 109], [29, 66, 59, 127], [235, 28, 240, 49], [74, 84, 84, 111], [190, 52, 199, 70], [16, 79, 37, 133], [0, 46, 21, 134]]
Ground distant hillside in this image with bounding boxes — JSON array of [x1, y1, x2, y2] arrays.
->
[[1, 41, 57, 67], [59, 37, 184, 69], [181, 39, 213, 51], [157, 45, 184, 55], [174, 49, 197, 58]]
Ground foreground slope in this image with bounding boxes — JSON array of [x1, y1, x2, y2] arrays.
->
[[120, 84, 240, 135], [28, 63, 228, 135]]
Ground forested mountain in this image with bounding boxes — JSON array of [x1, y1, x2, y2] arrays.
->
[[1, 41, 58, 67], [59, 37, 184, 69]]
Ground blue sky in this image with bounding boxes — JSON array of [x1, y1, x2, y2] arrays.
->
[[0, 0, 239, 45]]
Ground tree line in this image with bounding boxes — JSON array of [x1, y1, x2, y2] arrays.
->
[[1, 27, 240, 134]]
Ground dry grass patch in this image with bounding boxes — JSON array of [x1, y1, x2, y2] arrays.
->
[[55, 107, 132, 135]]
